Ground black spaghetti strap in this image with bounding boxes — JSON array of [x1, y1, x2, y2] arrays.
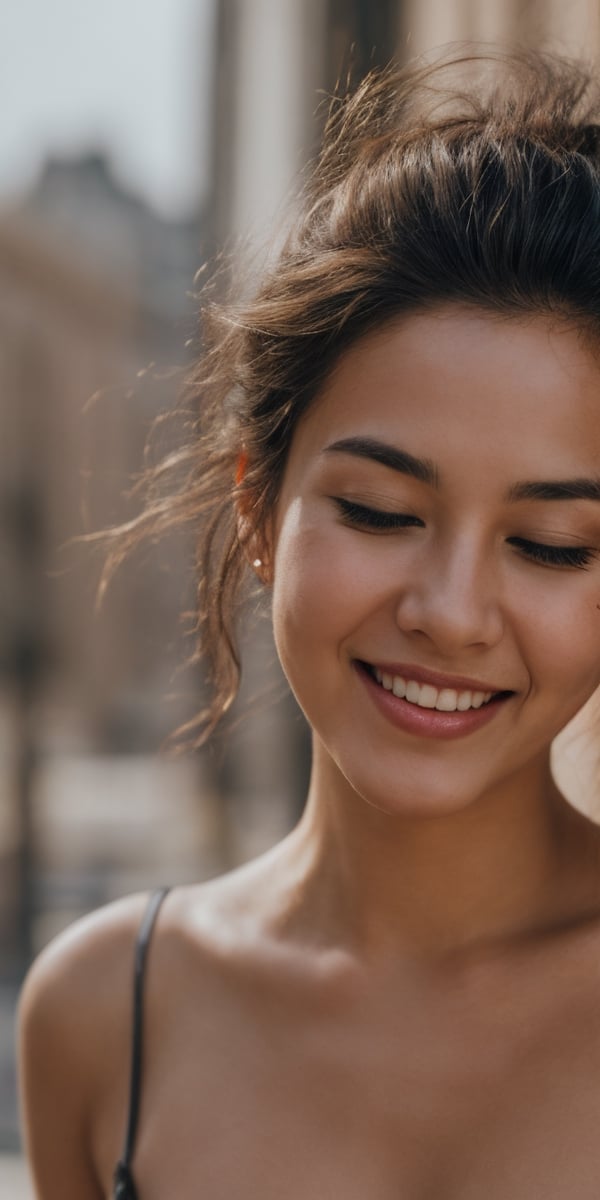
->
[[113, 886, 171, 1200]]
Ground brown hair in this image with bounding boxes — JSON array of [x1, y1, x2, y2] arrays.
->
[[103, 45, 600, 745]]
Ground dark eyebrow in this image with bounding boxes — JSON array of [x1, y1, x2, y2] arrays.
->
[[507, 479, 600, 503], [323, 437, 439, 487], [323, 437, 600, 504]]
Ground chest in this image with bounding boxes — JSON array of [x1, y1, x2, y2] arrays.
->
[[125, 983, 600, 1200]]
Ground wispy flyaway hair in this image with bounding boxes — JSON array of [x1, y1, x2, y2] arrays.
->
[[102, 46, 600, 744]]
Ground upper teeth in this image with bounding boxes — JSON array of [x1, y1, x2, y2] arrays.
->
[[373, 669, 493, 711]]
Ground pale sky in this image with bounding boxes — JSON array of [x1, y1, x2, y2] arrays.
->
[[0, 0, 216, 218]]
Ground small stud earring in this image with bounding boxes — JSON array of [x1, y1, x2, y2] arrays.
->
[[253, 558, 262, 568]]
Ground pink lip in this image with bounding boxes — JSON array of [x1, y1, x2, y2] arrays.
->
[[354, 661, 513, 741], [363, 660, 510, 696]]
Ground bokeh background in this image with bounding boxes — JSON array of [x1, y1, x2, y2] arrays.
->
[[2, 0, 600, 1188]]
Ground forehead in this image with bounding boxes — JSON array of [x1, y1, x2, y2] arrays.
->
[[286, 306, 600, 482]]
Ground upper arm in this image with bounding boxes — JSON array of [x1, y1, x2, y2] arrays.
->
[[18, 896, 147, 1200], [18, 947, 102, 1199]]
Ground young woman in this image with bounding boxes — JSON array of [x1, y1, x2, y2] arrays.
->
[[19, 46, 600, 1199]]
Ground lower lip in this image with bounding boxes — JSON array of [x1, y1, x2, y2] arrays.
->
[[354, 662, 511, 741]]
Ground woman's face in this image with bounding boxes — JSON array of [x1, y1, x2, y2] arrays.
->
[[267, 307, 600, 816]]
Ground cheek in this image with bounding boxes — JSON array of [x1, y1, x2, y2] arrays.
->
[[272, 529, 345, 642], [521, 588, 600, 708], [271, 516, 374, 666]]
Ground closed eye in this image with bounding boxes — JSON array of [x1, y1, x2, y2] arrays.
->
[[507, 537, 595, 569], [332, 500, 596, 567], [332, 498, 423, 531]]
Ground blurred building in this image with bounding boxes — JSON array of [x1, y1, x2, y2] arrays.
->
[[213, 0, 600, 248], [0, 150, 223, 1147], [3, 154, 203, 746], [0, 154, 217, 982]]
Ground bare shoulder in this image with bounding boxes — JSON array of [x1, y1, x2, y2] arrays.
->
[[18, 891, 154, 1200], [19, 844, 321, 1198], [18, 877, 235, 1086], [19, 851, 291, 1094], [19, 890, 152, 1054]]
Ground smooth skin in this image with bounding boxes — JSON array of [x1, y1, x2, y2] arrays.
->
[[19, 307, 600, 1198]]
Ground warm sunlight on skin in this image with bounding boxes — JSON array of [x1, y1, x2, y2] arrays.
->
[[266, 307, 600, 955]]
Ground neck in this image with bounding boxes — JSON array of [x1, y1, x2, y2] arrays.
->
[[284, 737, 599, 967]]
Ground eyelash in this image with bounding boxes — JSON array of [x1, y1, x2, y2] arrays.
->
[[334, 498, 422, 530], [506, 538, 594, 568], [332, 499, 596, 569]]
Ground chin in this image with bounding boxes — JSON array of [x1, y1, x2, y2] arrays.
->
[[345, 764, 484, 822]]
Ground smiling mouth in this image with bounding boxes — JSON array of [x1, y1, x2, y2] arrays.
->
[[358, 662, 513, 713]]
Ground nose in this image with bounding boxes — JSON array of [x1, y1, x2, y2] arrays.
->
[[394, 535, 504, 653]]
